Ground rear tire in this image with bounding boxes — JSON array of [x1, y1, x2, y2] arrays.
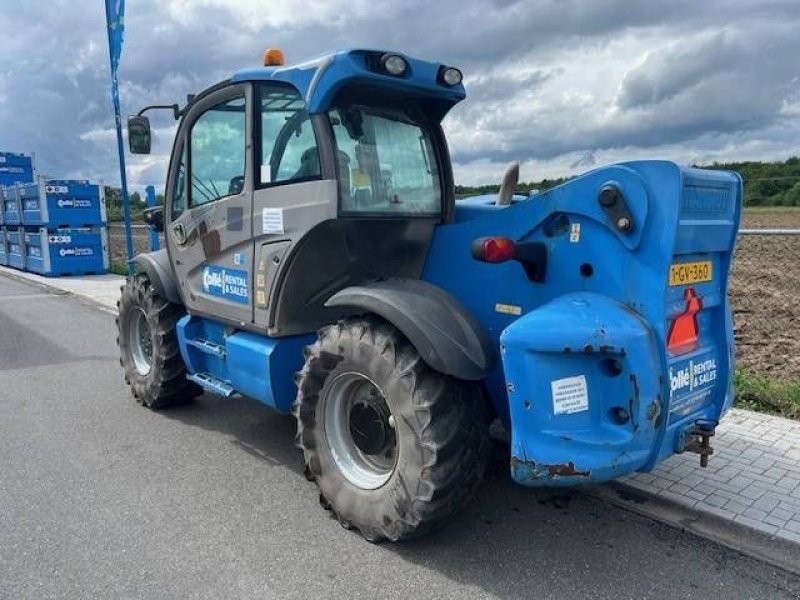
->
[[116, 273, 198, 409], [294, 317, 490, 542]]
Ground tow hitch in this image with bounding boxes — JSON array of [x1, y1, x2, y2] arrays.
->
[[678, 420, 717, 467]]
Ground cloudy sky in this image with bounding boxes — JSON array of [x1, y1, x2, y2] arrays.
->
[[1, 0, 799, 192]]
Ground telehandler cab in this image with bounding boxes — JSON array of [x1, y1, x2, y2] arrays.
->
[[119, 48, 742, 541]]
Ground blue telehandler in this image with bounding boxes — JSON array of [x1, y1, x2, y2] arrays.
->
[[119, 48, 742, 541]]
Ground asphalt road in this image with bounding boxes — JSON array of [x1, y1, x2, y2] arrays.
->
[[1, 273, 799, 600]]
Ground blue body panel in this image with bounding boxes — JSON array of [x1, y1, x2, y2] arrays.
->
[[23, 227, 109, 277], [232, 49, 465, 115], [20, 179, 106, 228], [0, 152, 34, 189], [176, 315, 313, 413], [422, 160, 742, 485]]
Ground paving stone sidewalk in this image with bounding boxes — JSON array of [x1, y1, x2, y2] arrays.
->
[[622, 408, 800, 544]]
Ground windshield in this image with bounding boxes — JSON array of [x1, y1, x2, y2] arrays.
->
[[329, 105, 441, 215]]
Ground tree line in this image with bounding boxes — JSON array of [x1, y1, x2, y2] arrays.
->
[[455, 156, 800, 207], [103, 156, 800, 221], [104, 188, 165, 221]]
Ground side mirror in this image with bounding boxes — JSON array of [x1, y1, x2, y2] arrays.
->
[[143, 205, 164, 233], [127, 115, 152, 154]]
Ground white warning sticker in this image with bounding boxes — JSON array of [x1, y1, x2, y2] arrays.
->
[[262, 207, 284, 234], [569, 222, 581, 243], [551, 375, 589, 415]]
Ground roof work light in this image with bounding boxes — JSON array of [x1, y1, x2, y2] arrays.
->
[[263, 48, 285, 66]]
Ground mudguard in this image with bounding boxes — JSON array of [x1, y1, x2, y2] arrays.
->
[[133, 249, 182, 305], [325, 279, 493, 380]]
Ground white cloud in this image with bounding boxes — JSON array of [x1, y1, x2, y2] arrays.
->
[[164, 0, 385, 31]]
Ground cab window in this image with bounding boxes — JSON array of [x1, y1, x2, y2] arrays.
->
[[189, 95, 246, 207], [259, 85, 320, 186], [329, 105, 441, 215]]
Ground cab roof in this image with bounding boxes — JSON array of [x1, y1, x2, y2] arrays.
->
[[231, 49, 466, 120]]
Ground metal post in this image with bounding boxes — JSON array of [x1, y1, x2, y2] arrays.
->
[[145, 185, 160, 251]]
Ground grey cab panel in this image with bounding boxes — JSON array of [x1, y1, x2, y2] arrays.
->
[[165, 83, 256, 327], [251, 179, 338, 329]]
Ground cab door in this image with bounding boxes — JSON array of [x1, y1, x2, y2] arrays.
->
[[250, 83, 338, 332], [165, 83, 255, 326]]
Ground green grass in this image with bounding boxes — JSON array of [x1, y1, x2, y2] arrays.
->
[[109, 262, 129, 276], [743, 206, 800, 213], [106, 207, 145, 223], [735, 369, 800, 420]]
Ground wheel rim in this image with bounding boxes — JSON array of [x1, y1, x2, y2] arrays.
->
[[129, 307, 153, 376], [323, 372, 398, 490]]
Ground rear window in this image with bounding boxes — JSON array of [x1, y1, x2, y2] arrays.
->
[[329, 105, 441, 216]]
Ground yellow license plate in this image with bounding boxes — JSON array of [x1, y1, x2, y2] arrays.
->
[[669, 260, 713, 286]]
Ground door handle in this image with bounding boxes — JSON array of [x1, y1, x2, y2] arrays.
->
[[173, 222, 187, 245]]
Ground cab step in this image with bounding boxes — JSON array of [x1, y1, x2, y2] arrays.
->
[[185, 338, 226, 358], [187, 372, 236, 397]]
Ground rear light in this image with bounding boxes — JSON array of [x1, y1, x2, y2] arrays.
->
[[668, 287, 702, 354], [472, 237, 516, 263]]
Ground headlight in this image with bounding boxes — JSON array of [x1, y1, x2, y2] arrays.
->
[[440, 66, 463, 86], [381, 54, 408, 76]]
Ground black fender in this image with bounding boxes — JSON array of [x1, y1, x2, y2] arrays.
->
[[325, 279, 493, 381], [133, 249, 182, 306]]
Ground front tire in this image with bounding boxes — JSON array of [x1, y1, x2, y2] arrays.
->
[[116, 273, 198, 409], [294, 318, 490, 542]]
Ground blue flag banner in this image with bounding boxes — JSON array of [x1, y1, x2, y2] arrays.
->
[[104, 0, 135, 275], [106, 0, 125, 105]]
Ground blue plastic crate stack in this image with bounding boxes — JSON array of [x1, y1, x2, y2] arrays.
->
[[0, 151, 109, 276]]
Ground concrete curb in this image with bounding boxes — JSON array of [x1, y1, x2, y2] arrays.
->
[[589, 481, 800, 577], [0, 266, 121, 314]]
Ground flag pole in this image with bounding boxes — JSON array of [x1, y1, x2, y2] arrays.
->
[[103, 0, 135, 276]]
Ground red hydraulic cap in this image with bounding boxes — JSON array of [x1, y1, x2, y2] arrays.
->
[[471, 237, 516, 263], [667, 287, 702, 354]]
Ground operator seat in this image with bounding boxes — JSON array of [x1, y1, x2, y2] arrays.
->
[[291, 147, 321, 180]]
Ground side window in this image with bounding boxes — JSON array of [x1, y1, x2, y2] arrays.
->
[[171, 145, 186, 220], [189, 95, 246, 207], [259, 86, 320, 186]]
